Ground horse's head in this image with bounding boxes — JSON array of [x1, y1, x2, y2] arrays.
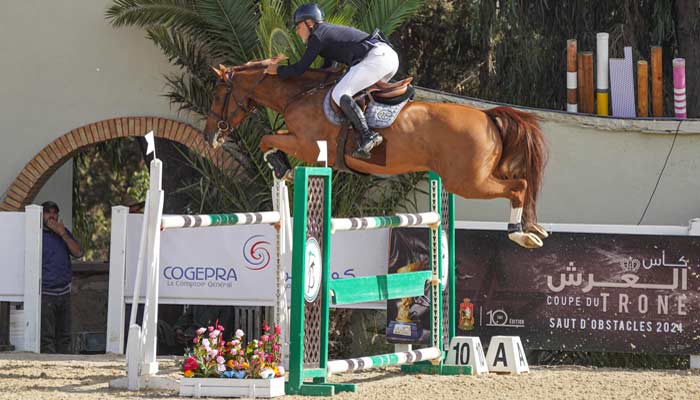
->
[[203, 57, 287, 148], [203, 65, 253, 148]]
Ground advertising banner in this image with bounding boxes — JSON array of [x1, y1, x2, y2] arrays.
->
[[124, 215, 389, 308], [388, 227, 700, 354]]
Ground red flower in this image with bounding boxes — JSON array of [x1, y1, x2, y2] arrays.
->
[[217, 325, 225, 331], [183, 356, 198, 372], [262, 322, 270, 332], [274, 325, 281, 335]]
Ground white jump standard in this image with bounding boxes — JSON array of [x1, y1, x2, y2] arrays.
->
[[110, 157, 291, 391]]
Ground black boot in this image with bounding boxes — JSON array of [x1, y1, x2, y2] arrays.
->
[[263, 150, 292, 180], [339, 95, 383, 159]]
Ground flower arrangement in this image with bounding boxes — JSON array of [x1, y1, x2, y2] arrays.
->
[[182, 322, 284, 380]]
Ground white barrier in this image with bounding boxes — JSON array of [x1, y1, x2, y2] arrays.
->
[[109, 158, 292, 391], [0, 207, 42, 353]]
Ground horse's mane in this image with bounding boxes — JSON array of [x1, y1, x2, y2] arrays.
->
[[231, 60, 268, 72], [228, 59, 343, 81]]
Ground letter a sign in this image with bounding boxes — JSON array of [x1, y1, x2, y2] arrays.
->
[[485, 336, 529, 374]]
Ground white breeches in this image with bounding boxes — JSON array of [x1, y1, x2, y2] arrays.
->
[[331, 43, 399, 105]]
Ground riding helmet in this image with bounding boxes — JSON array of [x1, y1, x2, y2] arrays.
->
[[293, 3, 324, 26]]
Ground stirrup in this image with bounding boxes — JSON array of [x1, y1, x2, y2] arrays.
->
[[352, 133, 383, 159]]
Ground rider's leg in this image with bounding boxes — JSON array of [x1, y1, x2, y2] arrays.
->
[[338, 95, 382, 159], [332, 43, 399, 159]]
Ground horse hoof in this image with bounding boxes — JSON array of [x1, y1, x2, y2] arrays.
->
[[527, 224, 549, 239], [508, 232, 544, 249]]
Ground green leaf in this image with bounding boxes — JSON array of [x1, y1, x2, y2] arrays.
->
[[195, 0, 260, 64], [354, 0, 425, 35]]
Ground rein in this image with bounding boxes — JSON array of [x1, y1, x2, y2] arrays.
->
[[281, 71, 339, 114]]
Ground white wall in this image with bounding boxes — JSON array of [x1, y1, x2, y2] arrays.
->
[[0, 0, 187, 223]]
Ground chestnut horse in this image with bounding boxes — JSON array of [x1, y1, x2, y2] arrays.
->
[[203, 59, 548, 248]]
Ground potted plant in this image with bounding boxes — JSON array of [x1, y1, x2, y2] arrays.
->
[[179, 322, 285, 398]]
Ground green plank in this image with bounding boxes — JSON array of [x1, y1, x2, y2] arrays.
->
[[328, 271, 431, 305], [301, 368, 327, 379]]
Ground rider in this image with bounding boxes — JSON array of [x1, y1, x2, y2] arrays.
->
[[265, 3, 399, 159]]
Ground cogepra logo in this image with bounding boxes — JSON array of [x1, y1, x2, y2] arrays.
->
[[162, 266, 238, 288], [243, 235, 272, 271]]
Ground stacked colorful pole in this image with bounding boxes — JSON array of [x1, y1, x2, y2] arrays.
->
[[578, 52, 594, 113], [651, 46, 663, 117], [596, 33, 610, 116], [637, 61, 649, 117], [566, 40, 578, 112], [673, 58, 687, 119]]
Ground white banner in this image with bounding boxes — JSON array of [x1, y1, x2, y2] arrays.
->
[[125, 215, 388, 309], [0, 212, 26, 301]]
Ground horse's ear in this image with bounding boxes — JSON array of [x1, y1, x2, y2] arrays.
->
[[219, 64, 227, 72], [211, 65, 222, 79]]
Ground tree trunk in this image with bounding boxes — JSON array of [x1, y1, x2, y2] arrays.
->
[[675, 0, 700, 117], [478, 0, 496, 96]]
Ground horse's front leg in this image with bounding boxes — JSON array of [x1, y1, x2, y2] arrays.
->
[[260, 133, 321, 179]]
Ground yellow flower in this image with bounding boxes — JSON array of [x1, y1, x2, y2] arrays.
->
[[183, 370, 194, 378], [226, 359, 235, 368], [242, 362, 249, 369]]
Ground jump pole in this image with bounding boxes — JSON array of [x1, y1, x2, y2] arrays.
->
[[286, 167, 469, 397]]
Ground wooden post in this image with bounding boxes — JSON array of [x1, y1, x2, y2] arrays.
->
[[579, 52, 594, 113], [567, 40, 578, 112], [596, 33, 610, 115], [651, 46, 663, 117], [637, 61, 649, 117], [673, 58, 687, 118]]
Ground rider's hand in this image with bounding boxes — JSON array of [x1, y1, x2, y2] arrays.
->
[[270, 54, 288, 63]]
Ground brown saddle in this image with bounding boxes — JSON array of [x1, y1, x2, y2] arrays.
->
[[330, 77, 414, 113], [368, 77, 413, 98]]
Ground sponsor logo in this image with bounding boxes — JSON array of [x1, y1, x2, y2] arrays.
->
[[482, 307, 525, 328], [243, 234, 272, 271], [162, 266, 238, 288]]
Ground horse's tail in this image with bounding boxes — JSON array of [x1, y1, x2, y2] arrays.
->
[[485, 106, 548, 227]]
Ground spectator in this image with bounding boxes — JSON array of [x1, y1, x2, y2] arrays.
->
[[41, 201, 83, 353]]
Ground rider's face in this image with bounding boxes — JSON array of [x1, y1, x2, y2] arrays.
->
[[295, 20, 312, 43]]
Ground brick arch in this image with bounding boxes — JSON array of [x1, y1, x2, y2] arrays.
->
[[0, 116, 233, 211]]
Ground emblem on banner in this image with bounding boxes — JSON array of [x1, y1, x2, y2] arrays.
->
[[243, 234, 272, 270]]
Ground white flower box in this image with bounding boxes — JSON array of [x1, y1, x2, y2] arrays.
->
[[179, 377, 285, 398]]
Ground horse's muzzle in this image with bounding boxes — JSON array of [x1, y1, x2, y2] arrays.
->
[[206, 121, 230, 148]]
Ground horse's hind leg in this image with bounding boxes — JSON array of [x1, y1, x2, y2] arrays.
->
[[454, 176, 543, 249]]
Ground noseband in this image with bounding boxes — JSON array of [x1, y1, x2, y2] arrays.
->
[[209, 71, 267, 138]]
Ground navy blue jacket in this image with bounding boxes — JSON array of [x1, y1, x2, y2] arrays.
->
[[278, 23, 373, 79], [42, 229, 78, 292]]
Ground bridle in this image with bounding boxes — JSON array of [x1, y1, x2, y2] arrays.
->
[[209, 71, 267, 138]]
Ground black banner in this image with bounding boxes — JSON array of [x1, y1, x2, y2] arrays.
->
[[387, 228, 700, 354]]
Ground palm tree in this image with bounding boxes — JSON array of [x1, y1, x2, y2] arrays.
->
[[106, 0, 426, 216]]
